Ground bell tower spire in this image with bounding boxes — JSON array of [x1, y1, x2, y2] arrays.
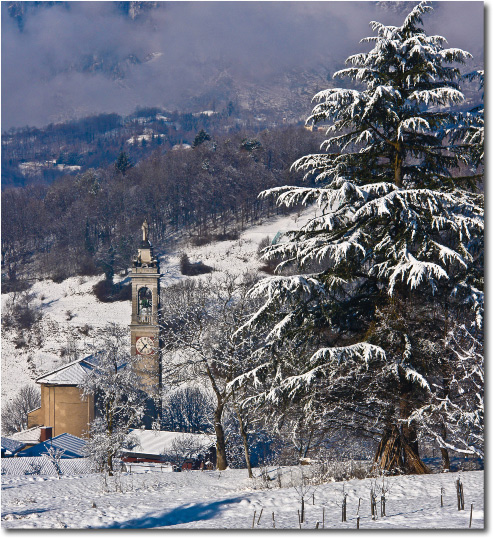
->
[[130, 220, 161, 425]]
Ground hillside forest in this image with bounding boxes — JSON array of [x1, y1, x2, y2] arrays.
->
[[2, 125, 322, 288]]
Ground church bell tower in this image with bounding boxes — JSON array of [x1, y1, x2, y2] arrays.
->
[[130, 219, 161, 403]]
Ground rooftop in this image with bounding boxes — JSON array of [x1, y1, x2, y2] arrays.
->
[[20, 433, 87, 458], [36, 353, 100, 386], [1, 436, 26, 455], [10, 426, 42, 444], [126, 429, 214, 457]]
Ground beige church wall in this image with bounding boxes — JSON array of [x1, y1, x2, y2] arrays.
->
[[38, 385, 94, 439], [27, 406, 44, 428]]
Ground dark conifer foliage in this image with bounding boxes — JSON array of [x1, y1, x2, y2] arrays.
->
[[114, 151, 133, 175], [192, 129, 212, 148]]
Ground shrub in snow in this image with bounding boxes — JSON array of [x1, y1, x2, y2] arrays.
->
[[2, 291, 42, 332], [45, 446, 65, 479], [179, 253, 213, 276], [92, 277, 131, 302], [24, 462, 43, 476]]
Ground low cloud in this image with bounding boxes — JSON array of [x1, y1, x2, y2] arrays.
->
[[1, 1, 484, 129]]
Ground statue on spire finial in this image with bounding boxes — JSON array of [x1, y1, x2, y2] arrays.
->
[[142, 219, 149, 242]]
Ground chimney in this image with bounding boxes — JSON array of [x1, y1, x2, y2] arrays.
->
[[40, 426, 53, 442]]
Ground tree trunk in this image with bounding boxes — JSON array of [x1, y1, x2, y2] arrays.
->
[[234, 402, 253, 478], [107, 402, 114, 476], [374, 424, 428, 475], [374, 385, 429, 475], [440, 447, 450, 470], [107, 452, 114, 476], [441, 423, 450, 470], [214, 403, 228, 470], [394, 142, 403, 188]]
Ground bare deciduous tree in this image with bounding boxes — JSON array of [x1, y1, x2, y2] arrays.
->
[[79, 324, 147, 476], [160, 272, 262, 473], [1, 385, 41, 435]]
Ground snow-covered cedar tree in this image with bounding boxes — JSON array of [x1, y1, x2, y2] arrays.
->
[[450, 69, 484, 170], [79, 325, 147, 476], [232, 1, 483, 474]]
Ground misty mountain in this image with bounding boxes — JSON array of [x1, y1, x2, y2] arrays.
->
[[2, 2, 483, 130], [6, 1, 159, 29]]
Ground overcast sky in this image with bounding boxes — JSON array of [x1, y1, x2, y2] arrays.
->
[[1, 1, 484, 130]]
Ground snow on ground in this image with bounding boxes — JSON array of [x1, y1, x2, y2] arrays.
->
[[160, 205, 317, 287], [0, 467, 484, 529], [1, 274, 131, 402], [2, 206, 317, 402]]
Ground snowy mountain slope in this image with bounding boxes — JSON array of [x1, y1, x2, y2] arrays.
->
[[1, 205, 317, 403], [0, 467, 484, 529]]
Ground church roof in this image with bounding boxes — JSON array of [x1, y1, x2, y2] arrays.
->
[[10, 426, 42, 445], [36, 354, 100, 386], [1, 436, 26, 455], [20, 433, 87, 458]]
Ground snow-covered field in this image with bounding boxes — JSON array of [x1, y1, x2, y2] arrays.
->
[[1, 467, 484, 529], [1, 207, 316, 403], [3, 207, 484, 530]]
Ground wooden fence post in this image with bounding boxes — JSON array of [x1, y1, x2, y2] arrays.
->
[[257, 508, 263, 525], [456, 479, 465, 511], [469, 504, 473, 528], [252, 510, 256, 529], [371, 490, 377, 520]]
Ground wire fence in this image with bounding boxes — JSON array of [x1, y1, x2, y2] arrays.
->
[[1, 456, 93, 477]]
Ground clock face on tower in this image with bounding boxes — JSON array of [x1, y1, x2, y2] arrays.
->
[[136, 336, 154, 355]]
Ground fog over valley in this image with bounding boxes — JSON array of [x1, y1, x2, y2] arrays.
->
[[1, 1, 484, 129]]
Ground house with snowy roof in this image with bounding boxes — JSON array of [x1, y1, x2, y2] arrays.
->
[[27, 356, 97, 439], [1, 436, 26, 457], [19, 432, 87, 459], [121, 429, 216, 467]]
